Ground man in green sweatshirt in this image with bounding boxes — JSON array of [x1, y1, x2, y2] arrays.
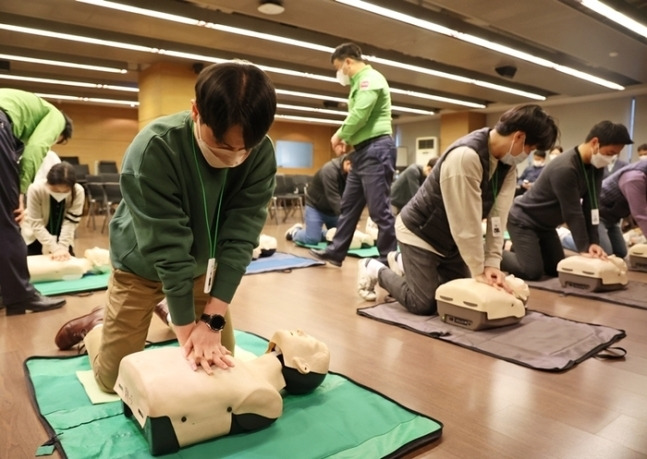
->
[[55, 61, 277, 393]]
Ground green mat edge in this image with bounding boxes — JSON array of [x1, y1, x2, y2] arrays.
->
[[33, 271, 111, 296], [294, 240, 379, 258], [23, 331, 443, 458]]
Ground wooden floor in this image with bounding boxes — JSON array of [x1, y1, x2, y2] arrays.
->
[[2, 213, 647, 458]]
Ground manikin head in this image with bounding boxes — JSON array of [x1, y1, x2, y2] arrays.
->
[[267, 330, 331, 395]]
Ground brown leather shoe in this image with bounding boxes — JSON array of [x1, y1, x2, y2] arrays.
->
[[154, 299, 170, 326], [55, 306, 104, 350]]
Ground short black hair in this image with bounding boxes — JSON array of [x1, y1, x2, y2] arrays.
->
[[195, 61, 277, 150], [533, 150, 546, 158], [637, 143, 647, 152], [58, 111, 73, 144], [426, 157, 438, 168], [494, 104, 559, 151], [585, 121, 633, 146], [331, 42, 364, 63]]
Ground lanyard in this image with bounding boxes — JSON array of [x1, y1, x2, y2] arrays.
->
[[191, 123, 226, 260], [490, 166, 499, 209], [579, 154, 598, 210]]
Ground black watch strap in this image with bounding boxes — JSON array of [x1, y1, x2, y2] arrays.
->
[[200, 313, 226, 332]]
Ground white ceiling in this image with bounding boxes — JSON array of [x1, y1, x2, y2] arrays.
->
[[2, 0, 647, 123]]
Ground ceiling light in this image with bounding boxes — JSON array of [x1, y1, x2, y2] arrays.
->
[[577, 0, 647, 38], [0, 53, 127, 74], [276, 89, 435, 114], [0, 73, 137, 92], [335, 0, 624, 91], [278, 103, 346, 116], [73, 0, 537, 101], [36, 92, 138, 107], [275, 114, 343, 125], [0, 21, 460, 109], [258, 0, 285, 15]]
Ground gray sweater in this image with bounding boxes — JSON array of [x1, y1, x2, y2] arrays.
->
[[508, 147, 601, 252]]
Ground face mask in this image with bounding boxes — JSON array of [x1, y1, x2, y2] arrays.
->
[[336, 68, 350, 87], [640, 155, 647, 161], [49, 190, 70, 202], [590, 150, 613, 169], [532, 160, 544, 167], [194, 118, 250, 168], [499, 137, 528, 166]]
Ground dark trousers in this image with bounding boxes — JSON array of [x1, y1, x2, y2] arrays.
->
[[325, 136, 397, 263], [0, 110, 37, 305], [378, 241, 469, 315], [501, 220, 565, 280]]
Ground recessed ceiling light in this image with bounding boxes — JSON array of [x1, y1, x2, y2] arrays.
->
[[258, 0, 285, 15]]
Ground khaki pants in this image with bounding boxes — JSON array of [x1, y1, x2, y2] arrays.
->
[[85, 269, 235, 393]]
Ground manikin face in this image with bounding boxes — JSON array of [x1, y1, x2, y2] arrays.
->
[[267, 329, 330, 375]]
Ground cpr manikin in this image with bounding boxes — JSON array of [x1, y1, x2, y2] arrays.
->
[[114, 330, 331, 456], [27, 247, 111, 283], [325, 227, 374, 250], [557, 255, 628, 291], [436, 275, 529, 330]]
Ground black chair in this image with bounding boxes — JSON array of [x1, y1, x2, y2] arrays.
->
[[102, 182, 123, 233], [59, 156, 80, 165], [271, 174, 304, 223], [85, 179, 108, 231], [99, 172, 120, 183], [73, 164, 90, 185], [97, 160, 118, 174]]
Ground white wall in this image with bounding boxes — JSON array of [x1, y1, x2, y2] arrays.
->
[[394, 118, 441, 165], [396, 94, 646, 163]]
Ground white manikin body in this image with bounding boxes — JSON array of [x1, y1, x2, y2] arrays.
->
[[435, 276, 528, 331], [557, 255, 628, 291], [628, 243, 647, 271], [27, 247, 111, 282]]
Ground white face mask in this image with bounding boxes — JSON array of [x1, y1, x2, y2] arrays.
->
[[336, 68, 350, 87], [194, 118, 250, 169], [49, 190, 70, 202], [590, 149, 613, 169], [640, 155, 647, 161], [499, 136, 528, 166], [532, 160, 544, 167]]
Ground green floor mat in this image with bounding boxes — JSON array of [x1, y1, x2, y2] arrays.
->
[[294, 240, 379, 258], [25, 330, 442, 458], [33, 271, 111, 296]]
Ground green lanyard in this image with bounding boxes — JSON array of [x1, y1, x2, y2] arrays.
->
[[191, 123, 226, 260], [490, 167, 499, 209], [579, 154, 598, 210]]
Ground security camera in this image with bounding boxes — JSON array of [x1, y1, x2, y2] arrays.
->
[[495, 65, 517, 79]]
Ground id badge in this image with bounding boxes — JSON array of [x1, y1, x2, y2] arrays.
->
[[491, 216, 502, 237], [591, 209, 600, 225], [204, 258, 216, 293]]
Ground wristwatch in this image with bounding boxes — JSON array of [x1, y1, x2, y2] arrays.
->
[[200, 313, 226, 332]]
